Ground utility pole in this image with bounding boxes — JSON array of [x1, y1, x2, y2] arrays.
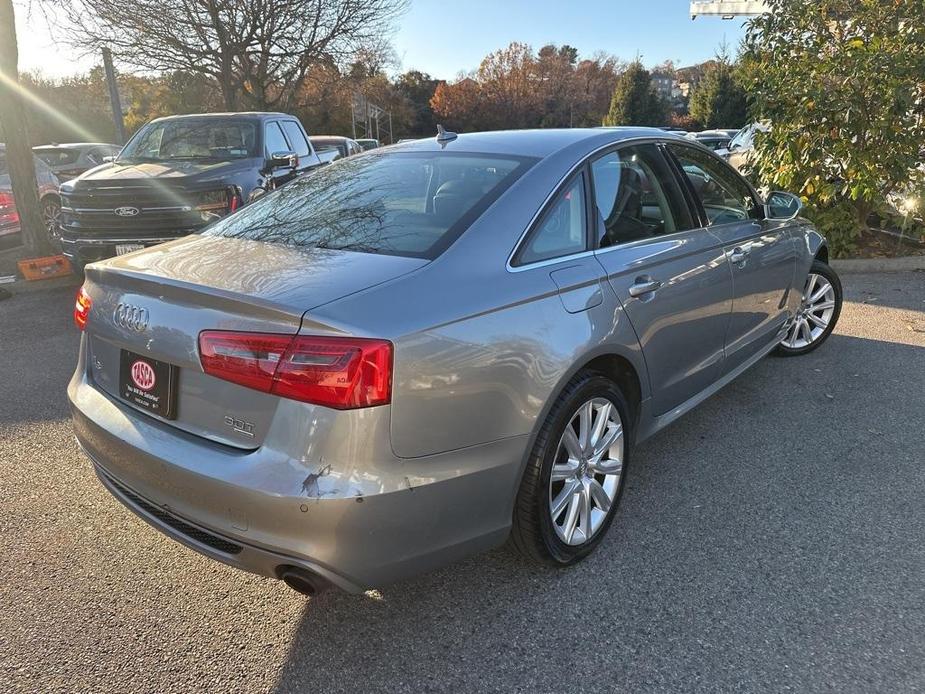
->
[[102, 47, 126, 145]]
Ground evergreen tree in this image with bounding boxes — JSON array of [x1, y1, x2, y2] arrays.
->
[[688, 52, 748, 129], [603, 61, 667, 126]]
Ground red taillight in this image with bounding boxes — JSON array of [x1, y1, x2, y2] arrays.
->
[[74, 286, 92, 330], [0, 192, 19, 227], [198, 331, 392, 409]]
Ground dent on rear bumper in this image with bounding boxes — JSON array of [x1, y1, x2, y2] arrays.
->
[[67, 346, 526, 591]]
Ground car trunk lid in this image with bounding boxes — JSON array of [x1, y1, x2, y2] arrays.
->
[[83, 235, 426, 448]]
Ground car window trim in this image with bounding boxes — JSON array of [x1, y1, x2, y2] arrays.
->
[[663, 141, 766, 225], [281, 120, 314, 162], [586, 142, 697, 251], [659, 142, 709, 228], [507, 135, 680, 272]]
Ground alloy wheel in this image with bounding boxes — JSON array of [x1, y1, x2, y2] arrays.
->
[[42, 199, 61, 242], [782, 272, 836, 349], [548, 397, 624, 546]]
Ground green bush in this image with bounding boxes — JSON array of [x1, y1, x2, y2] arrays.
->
[[743, 0, 925, 257]]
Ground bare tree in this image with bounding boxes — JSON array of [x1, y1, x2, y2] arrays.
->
[[0, 0, 53, 257], [58, 0, 408, 111]]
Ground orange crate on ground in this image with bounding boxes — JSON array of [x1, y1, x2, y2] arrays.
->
[[17, 254, 73, 281]]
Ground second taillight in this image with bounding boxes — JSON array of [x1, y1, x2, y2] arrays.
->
[[0, 192, 19, 227], [198, 331, 392, 410], [74, 286, 92, 330]]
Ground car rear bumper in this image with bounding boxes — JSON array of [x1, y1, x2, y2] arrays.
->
[[68, 343, 527, 591]]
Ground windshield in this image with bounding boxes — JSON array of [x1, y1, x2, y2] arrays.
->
[[206, 151, 535, 259], [118, 119, 257, 163]]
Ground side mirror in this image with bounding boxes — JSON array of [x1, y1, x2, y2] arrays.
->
[[764, 191, 803, 221], [102, 156, 115, 163], [270, 150, 298, 170]]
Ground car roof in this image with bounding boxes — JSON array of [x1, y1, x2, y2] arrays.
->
[[148, 112, 296, 124], [390, 127, 681, 158], [310, 136, 353, 143]]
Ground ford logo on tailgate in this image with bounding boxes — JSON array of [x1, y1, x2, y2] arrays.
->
[[113, 206, 140, 217], [113, 303, 150, 332]]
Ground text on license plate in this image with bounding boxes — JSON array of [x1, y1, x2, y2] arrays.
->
[[116, 244, 144, 256]]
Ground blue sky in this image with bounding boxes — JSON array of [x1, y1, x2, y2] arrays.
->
[[391, 0, 748, 78], [15, 0, 748, 78]]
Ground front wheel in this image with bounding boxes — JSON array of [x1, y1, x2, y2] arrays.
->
[[509, 371, 632, 566], [777, 259, 842, 356]]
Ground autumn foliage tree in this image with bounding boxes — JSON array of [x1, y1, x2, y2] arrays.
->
[[431, 42, 621, 131]]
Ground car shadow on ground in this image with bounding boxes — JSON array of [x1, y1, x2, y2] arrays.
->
[[270, 332, 925, 692]]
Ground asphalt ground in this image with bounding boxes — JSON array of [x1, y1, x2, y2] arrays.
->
[[1, 271, 923, 693]]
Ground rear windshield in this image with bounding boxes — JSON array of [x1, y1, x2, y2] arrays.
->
[[118, 119, 257, 163], [34, 148, 80, 166], [205, 151, 535, 259]]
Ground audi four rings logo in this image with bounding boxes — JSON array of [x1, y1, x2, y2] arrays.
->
[[114, 206, 140, 217], [113, 303, 150, 332]]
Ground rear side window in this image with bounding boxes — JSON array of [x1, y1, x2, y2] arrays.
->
[[206, 151, 534, 259], [668, 144, 759, 225], [280, 121, 311, 158], [590, 144, 694, 247], [516, 175, 588, 265], [34, 148, 80, 166], [264, 122, 291, 156]]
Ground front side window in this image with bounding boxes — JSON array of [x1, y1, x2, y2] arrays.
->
[[119, 119, 257, 162], [264, 123, 291, 157], [668, 144, 759, 226], [516, 175, 588, 265], [280, 121, 310, 158], [206, 151, 534, 259], [590, 144, 694, 248]]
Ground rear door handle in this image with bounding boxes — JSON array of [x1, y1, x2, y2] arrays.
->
[[729, 248, 750, 264], [628, 278, 662, 297]]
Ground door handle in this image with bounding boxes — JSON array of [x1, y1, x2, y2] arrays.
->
[[628, 277, 662, 297], [729, 247, 750, 264]]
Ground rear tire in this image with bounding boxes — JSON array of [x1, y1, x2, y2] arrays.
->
[[776, 260, 842, 356], [509, 371, 633, 566]]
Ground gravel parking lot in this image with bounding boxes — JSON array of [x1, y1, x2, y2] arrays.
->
[[1, 271, 923, 693]]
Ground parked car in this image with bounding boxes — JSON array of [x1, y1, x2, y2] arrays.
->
[[718, 122, 771, 171], [0, 143, 61, 251], [33, 142, 122, 181], [69, 127, 841, 596], [58, 112, 323, 271], [355, 138, 380, 151], [308, 135, 364, 161], [685, 130, 732, 152]]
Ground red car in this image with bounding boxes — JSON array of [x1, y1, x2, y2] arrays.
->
[[0, 143, 61, 251]]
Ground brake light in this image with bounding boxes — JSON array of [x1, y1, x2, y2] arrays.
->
[[0, 192, 19, 227], [74, 286, 92, 330], [198, 331, 392, 409]]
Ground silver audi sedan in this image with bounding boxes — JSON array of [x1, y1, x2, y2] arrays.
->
[[69, 128, 842, 595]]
